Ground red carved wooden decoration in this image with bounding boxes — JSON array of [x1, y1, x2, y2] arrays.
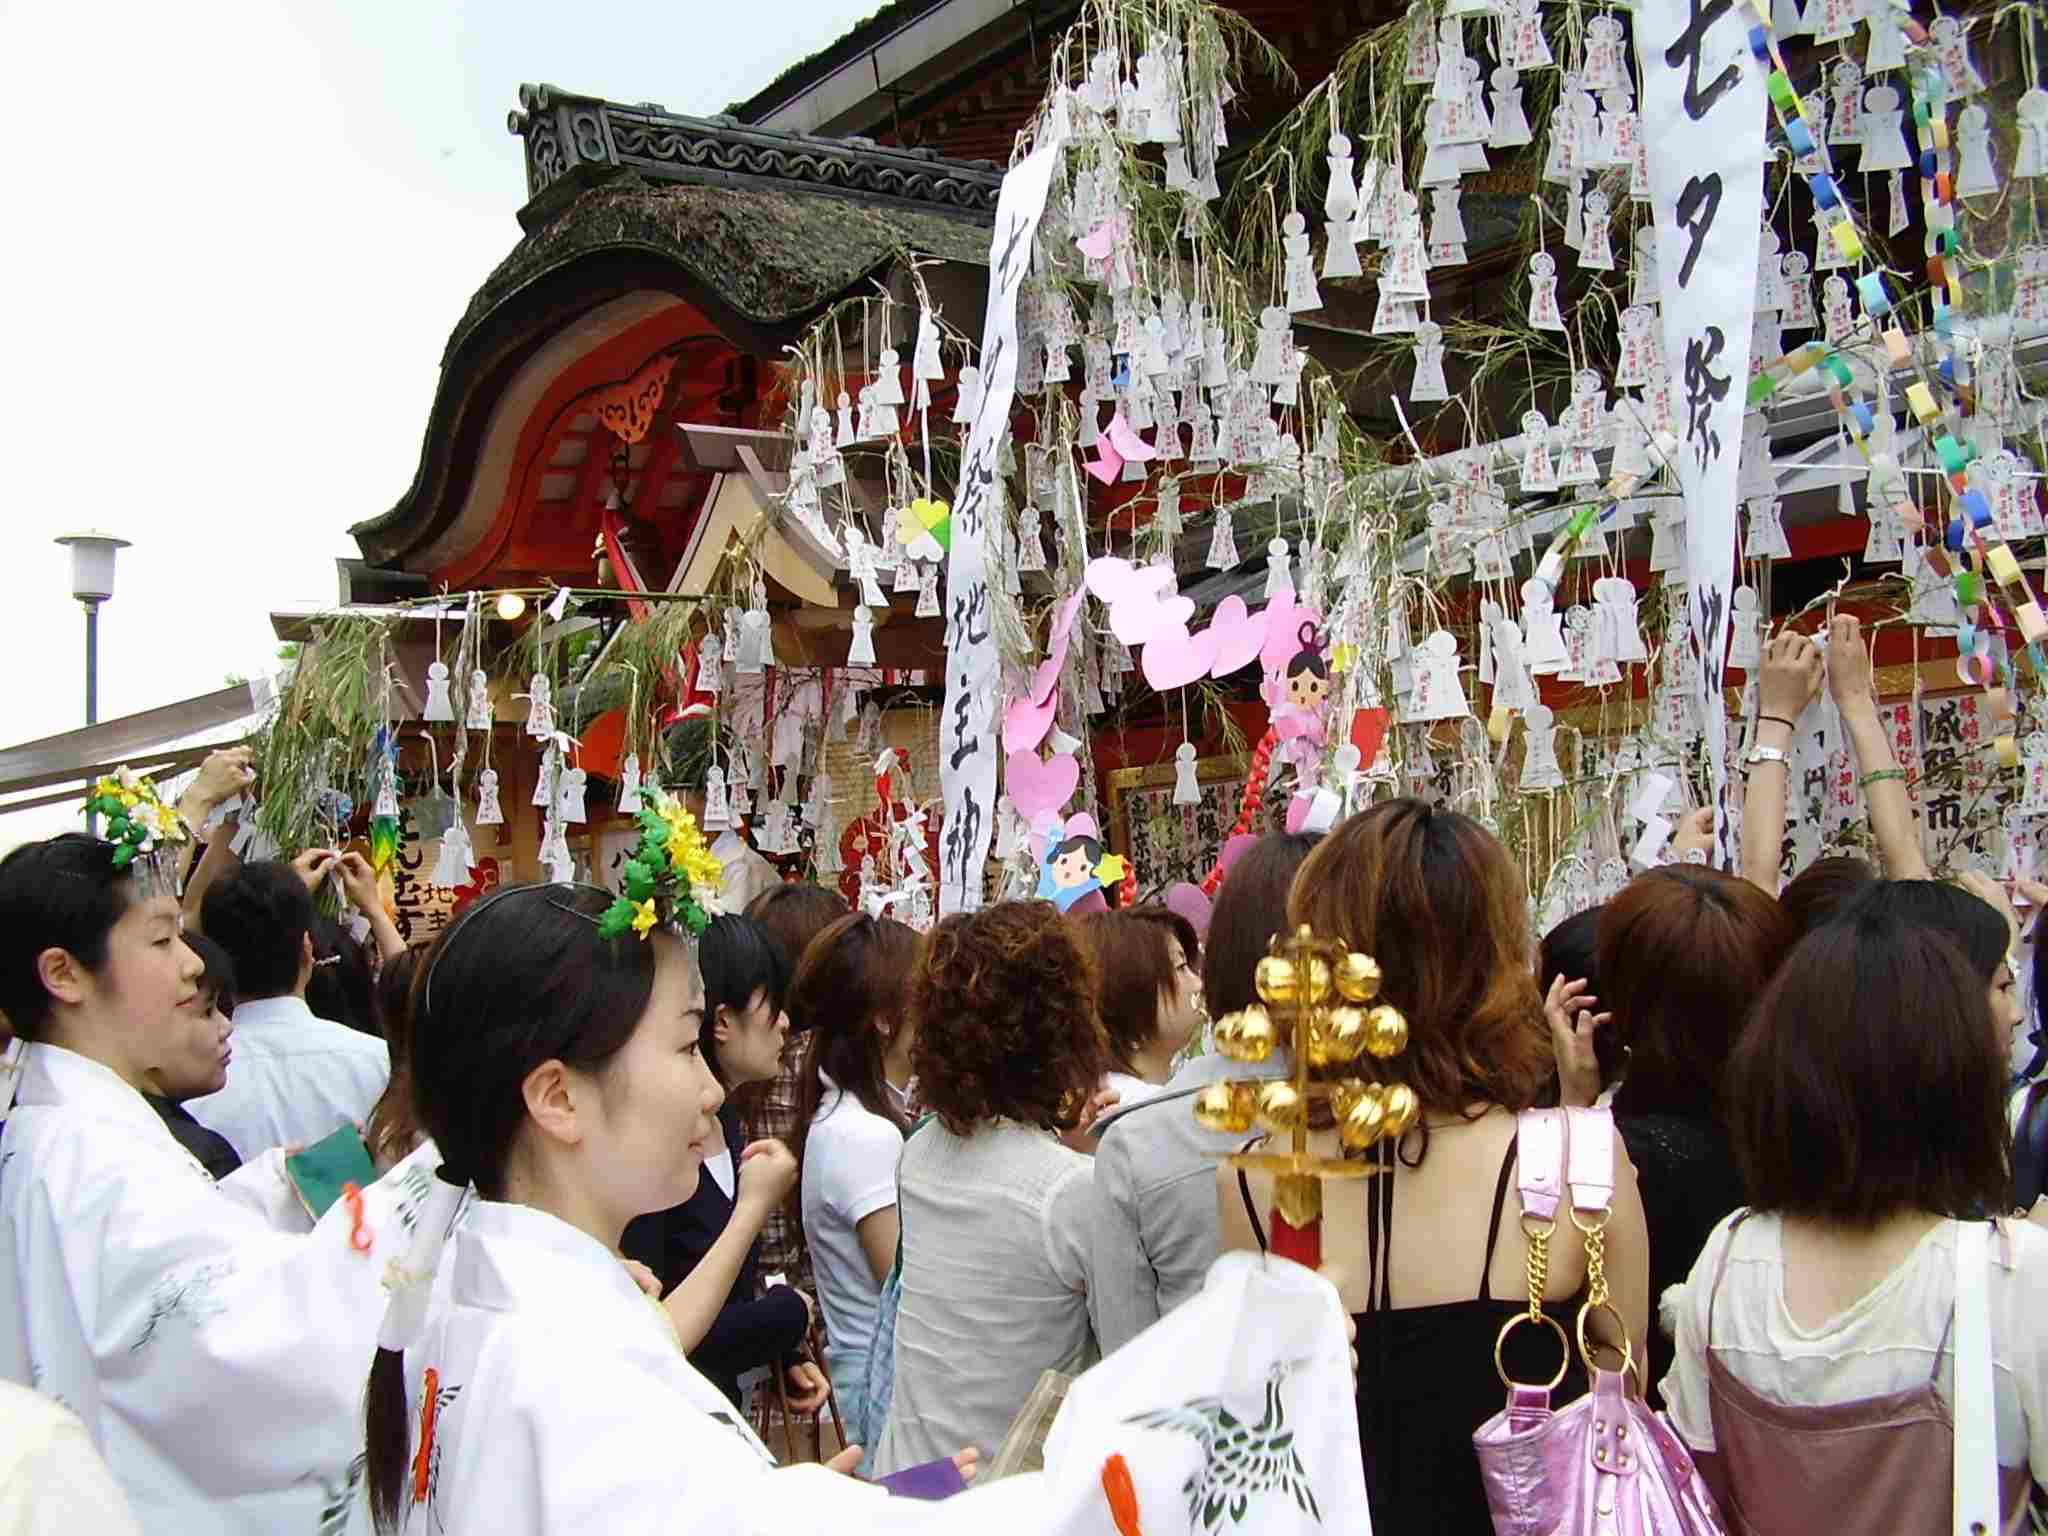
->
[[592, 353, 679, 445]]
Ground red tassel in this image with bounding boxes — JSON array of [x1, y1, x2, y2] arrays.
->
[[1269, 1207, 1323, 1270], [412, 1367, 440, 1504], [1102, 1453, 1144, 1536], [344, 1182, 372, 1255]]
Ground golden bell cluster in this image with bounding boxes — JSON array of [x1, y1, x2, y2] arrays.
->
[[1196, 924, 1414, 1156]]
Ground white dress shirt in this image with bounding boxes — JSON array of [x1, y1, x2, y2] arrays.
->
[[188, 994, 389, 1161]]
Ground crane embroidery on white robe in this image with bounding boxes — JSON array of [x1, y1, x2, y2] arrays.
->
[[1125, 1357, 1322, 1532], [133, 1258, 236, 1352]]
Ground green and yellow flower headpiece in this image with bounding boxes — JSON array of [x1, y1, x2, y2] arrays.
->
[[84, 766, 189, 869], [598, 786, 724, 941]]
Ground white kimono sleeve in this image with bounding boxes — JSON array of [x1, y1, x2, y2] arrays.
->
[[8, 1121, 437, 1502]]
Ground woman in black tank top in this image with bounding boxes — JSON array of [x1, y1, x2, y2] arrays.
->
[[1221, 802, 1650, 1534]]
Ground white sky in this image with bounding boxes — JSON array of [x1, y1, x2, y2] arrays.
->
[[0, 0, 880, 838]]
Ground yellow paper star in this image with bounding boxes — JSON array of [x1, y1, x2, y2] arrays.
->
[[1095, 851, 1128, 885]]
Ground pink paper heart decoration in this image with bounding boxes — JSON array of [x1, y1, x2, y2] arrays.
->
[[1085, 558, 1174, 608], [1204, 595, 1268, 677], [1284, 790, 1316, 836], [1084, 437, 1125, 485], [1111, 592, 1195, 647], [1260, 592, 1325, 676], [1004, 750, 1080, 823], [1142, 621, 1218, 692], [1104, 410, 1156, 463], [1065, 813, 1100, 841], [1219, 833, 1259, 876], [1003, 689, 1059, 754]]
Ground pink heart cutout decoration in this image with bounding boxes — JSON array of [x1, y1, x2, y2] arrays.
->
[[1204, 595, 1268, 677], [1112, 592, 1195, 647], [1085, 558, 1173, 608], [1003, 690, 1059, 754], [1142, 621, 1218, 692], [1005, 750, 1079, 823], [1065, 812, 1100, 841], [1164, 881, 1213, 939]]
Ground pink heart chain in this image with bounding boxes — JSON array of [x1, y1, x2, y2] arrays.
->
[[1030, 589, 1088, 706], [1104, 410, 1157, 463], [1203, 594, 1268, 678], [1142, 621, 1218, 692], [1004, 749, 1079, 823], [1003, 690, 1059, 755]]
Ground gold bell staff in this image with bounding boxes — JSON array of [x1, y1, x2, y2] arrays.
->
[[1192, 924, 1416, 1270]]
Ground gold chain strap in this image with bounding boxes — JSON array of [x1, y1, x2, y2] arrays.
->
[[1524, 1221, 1552, 1320], [1581, 1216, 1609, 1310]]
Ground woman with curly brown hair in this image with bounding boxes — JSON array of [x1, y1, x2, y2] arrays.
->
[[1219, 799, 1649, 1535], [872, 901, 1113, 1476]]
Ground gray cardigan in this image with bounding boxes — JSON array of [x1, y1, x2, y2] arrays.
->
[[1088, 1051, 1289, 1354]]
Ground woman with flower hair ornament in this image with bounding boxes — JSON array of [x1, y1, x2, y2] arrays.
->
[[0, 775, 441, 1533]]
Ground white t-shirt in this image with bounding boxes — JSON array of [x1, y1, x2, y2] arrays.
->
[[187, 994, 389, 1161], [1663, 1210, 2048, 1485], [800, 1081, 904, 1375], [0, 1383, 141, 1536]]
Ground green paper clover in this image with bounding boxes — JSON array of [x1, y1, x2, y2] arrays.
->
[[596, 899, 637, 942]]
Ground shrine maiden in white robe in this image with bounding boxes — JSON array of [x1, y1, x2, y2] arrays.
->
[[394, 1199, 1049, 1535], [0, 1041, 438, 1535]]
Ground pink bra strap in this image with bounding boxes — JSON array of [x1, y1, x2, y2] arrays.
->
[[1515, 1108, 1565, 1223], [1563, 1106, 1615, 1216]]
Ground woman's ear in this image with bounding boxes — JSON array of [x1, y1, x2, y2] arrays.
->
[[35, 946, 88, 1008], [711, 1006, 736, 1045], [520, 1059, 582, 1147]]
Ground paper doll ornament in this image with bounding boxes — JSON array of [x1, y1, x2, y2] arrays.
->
[[533, 748, 558, 810], [559, 766, 588, 825], [1404, 630, 1471, 721], [1864, 0, 1907, 73], [1929, 15, 1986, 98], [1858, 85, 1913, 174], [1409, 320, 1450, 402], [1580, 190, 1614, 270], [1506, 0, 1553, 70], [848, 605, 877, 667], [1745, 497, 1792, 560], [1822, 273, 1853, 342], [1172, 742, 1202, 806], [1282, 211, 1321, 313], [1489, 67, 1532, 147], [1521, 578, 1570, 674], [1827, 60, 1863, 147], [2016, 90, 2048, 180], [462, 669, 492, 731], [1953, 105, 1998, 198], [1519, 410, 1558, 492], [618, 753, 643, 814], [1207, 509, 1240, 571], [476, 769, 504, 825], [421, 661, 454, 722], [1527, 252, 1563, 330], [1519, 705, 1565, 790], [524, 675, 554, 739], [916, 563, 941, 619], [701, 765, 732, 831]]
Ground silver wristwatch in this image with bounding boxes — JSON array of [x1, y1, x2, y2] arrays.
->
[[1743, 745, 1789, 771]]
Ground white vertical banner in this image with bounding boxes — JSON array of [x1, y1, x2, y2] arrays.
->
[[939, 138, 1062, 914], [1639, 0, 1767, 866]]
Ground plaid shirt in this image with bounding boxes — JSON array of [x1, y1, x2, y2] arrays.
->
[[745, 1038, 812, 1292]]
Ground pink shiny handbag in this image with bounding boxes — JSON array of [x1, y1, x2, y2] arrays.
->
[[1472, 1108, 1727, 1536]]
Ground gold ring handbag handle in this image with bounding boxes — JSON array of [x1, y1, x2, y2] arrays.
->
[[1496, 1212, 1569, 1390], [1571, 1205, 1638, 1385]]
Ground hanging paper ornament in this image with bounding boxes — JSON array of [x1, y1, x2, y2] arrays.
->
[[523, 675, 554, 738], [1953, 104, 1997, 197], [421, 661, 454, 722], [1207, 510, 1241, 571], [619, 753, 643, 814], [476, 768, 503, 825], [1928, 15, 1986, 98], [1281, 211, 1321, 312], [1409, 320, 1450, 402], [1527, 251, 1564, 330], [2016, 90, 2048, 180], [1519, 410, 1558, 492], [848, 604, 877, 667], [464, 669, 492, 731], [1172, 742, 1201, 806]]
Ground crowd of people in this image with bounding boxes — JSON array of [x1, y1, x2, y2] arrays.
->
[[5, 612, 2048, 1534]]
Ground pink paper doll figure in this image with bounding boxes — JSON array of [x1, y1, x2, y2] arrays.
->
[[1262, 619, 1335, 782]]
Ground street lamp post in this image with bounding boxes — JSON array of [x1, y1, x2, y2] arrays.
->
[[56, 532, 130, 834]]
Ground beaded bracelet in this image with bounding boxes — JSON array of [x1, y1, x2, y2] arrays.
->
[[1859, 768, 1908, 789]]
